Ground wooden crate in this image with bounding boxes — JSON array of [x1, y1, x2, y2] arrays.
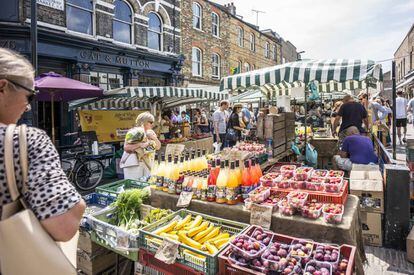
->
[[77, 248, 116, 275], [78, 229, 107, 256], [273, 129, 286, 147], [310, 138, 338, 158], [285, 112, 295, 121], [256, 116, 264, 139], [317, 156, 334, 170], [264, 122, 285, 139], [273, 143, 286, 158]]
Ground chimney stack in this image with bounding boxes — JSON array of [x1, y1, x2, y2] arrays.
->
[[226, 2, 236, 16]]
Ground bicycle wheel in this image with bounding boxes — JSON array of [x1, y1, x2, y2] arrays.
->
[[74, 160, 104, 191]]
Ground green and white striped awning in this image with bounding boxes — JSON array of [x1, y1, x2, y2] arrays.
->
[[220, 59, 383, 93], [70, 86, 228, 110]]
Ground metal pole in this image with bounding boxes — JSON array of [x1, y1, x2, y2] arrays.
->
[[392, 61, 397, 159], [31, 0, 38, 127], [304, 90, 307, 162]]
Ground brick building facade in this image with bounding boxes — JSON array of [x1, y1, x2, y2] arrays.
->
[[395, 23, 414, 95], [180, 1, 281, 91]]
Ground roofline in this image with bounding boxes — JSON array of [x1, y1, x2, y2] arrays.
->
[[394, 23, 414, 56], [207, 0, 281, 45]]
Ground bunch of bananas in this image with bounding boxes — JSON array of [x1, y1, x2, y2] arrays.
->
[[150, 214, 233, 256]]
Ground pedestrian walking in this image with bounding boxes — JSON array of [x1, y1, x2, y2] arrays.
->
[[0, 48, 85, 274], [395, 90, 408, 144], [212, 100, 229, 149]]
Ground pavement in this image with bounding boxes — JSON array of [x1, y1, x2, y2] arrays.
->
[[363, 123, 414, 274]]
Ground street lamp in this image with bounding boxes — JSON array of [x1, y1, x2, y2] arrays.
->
[[297, 51, 305, 61]]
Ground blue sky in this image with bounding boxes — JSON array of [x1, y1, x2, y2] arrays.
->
[[213, 0, 414, 72]]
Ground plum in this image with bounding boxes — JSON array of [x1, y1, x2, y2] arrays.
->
[[307, 265, 316, 273], [283, 267, 292, 274], [324, 255, 331, 262], [263, 237, 271, 245], [278, 249, 288, 258]]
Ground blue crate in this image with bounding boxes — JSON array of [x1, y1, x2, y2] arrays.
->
[[84, 192, 115, 208]]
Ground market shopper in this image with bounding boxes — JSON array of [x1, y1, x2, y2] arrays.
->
[[160, 111, 173, 139], [395, 91, 408, 144], [121, 112, 161, 179], [178, 110, 190, 124], [332, 95, 369, 145], [194, 108, 209, 133], [213, 100, 229, 149], [0, 48, 86, 242], [333, 126, 378, 171], [226, 103, 247, 147]]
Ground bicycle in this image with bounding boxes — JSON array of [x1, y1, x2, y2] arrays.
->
[[59, 133, 104, 191]]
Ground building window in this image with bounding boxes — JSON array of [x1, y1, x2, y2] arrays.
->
[[193, 2, 202, 30], [249, 33, 255, 52], [252, 64, 255, 71], [237, 60, 242, 74], [273, 45, 277, 61], [265, 42, 270, 58], [113, 0, 133, 44], [211, 12, 219, 37], [237, 27, 244, 47], [245, 63, 251, 72], [0, 0, 18, 22], [90, 72, 124, 91], [192, 47, 202, 76], [212, 53, 220, 79], [66, 0, 93, 35], [148, 13, 163, 51]]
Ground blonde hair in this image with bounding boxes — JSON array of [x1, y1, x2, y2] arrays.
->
[[135, 112, 155, 126], [0, 48, 34, 88]]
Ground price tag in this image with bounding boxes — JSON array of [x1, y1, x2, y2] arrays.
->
[[250, 203, 273, 230], [177, 191, 193, 208], [154, 238, 180, 264], [116, 229, 130, 249]]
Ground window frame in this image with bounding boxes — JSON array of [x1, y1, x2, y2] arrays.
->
[[237, 27, 244, 47], [147, 12, 163, 51], [192, 47, 203, 77], [272, 44, 277, 61], [245, 63, 251, 72], [193, 2, 202, 30], [211, 12, 220, 37], [265, 42, 270, 58], [237, 60, 242, 74], [249, 33, 255, 52], [113, 0, 133, 44], [66, 0, 95, 36], [211, 53, 220, 79]]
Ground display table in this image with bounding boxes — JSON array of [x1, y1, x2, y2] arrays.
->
[[159, 136, 214, 155], [150, 190, 366, 274]]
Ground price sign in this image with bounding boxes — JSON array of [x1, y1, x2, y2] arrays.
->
[[250, 203, 273, 230], [155, 238, 180, 264], [177, 191, 193, 208]]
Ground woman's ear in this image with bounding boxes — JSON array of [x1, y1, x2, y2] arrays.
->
[[0, 79, 7, 92]]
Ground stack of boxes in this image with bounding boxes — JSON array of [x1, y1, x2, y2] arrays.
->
[[285, 112, 296, 151], [350, 164, 384, 247], [264, 113, 286, 157]]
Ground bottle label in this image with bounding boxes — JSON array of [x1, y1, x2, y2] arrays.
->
[[156, 177, 164, 189], [176, 183, 182, 194], [201, 189, 207, 200], [207, 186, 216, 199], [195, 189, 202, 199], [163, 178, 169, 190], [226, 187, 238, 201], [168, 181, 176, 194], [216, 186, 226, 200], [241, 186, 251, 199]]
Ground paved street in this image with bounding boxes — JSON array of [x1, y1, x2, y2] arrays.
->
[[364, 246, 414, 274]]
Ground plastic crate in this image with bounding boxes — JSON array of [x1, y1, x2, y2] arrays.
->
[[272, 180, 349, 205], [139, 209, 249, 275], [91, 231, 139, 261], [84, 192, 115, 209], [96, 179, 150, 197], [218, 225, 356, 275]]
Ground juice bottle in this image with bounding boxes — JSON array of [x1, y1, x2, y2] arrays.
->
[[249, 158, 258, 187], [189, 151, 196, 172], [201, 149, 209, 170], [149, 154, 159, 185], [169, 157, 179, 194], [207, 160, 217, 202], [255, 157, 263, 178], [235, 160, 242, 201], [183, 153, 190, 173], [163, 155, 172, 192], [201, 176, 208, 201], [226, 162, 239, 205], [215, 162, 227, 203], [195, 149, 203, 172], [156, 154, 166, 190], [241, 160, 252, 201]]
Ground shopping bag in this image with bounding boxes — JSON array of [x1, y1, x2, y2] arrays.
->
[[213, 142, 221, 153]]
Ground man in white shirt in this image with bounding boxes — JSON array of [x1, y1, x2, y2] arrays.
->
[[213, 100, 229, 149], [396, 91, 408, 144]]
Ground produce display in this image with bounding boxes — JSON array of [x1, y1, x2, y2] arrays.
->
[[233, 142, 266, 155], [301, 200, 323, 220], [279, 199, 296, 216], [322, 204, 344, 224], [287, 192, 308, 208], [223, 226, 354, 275]]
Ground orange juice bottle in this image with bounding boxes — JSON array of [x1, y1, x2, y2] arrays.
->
[[241, 160, 252, 201], [163, 155, 173, 192], [156, 154, 165, 190], [215, 162, 227, 203], [226, 162, 239, 205], [168, 157, 180, 194]]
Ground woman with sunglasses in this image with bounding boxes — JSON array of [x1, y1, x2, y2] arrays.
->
[[121, 112, 161, 179], [0, 48, 86, 243]]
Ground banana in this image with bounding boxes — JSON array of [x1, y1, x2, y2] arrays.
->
[[213, 237, 230, 248], [183, 249, 206, 260], [153, 220, 178, 235], [204, 242, 218, 255], [188, 221, 209, 237], [178, 232, 203, 250], [185, 215, 203, 230], [160, 233, 179, 241], [194, 224, 215, 241], [174, 214, 192, 230], [199, 227, 220, 244], [206, 232, 230, 244]]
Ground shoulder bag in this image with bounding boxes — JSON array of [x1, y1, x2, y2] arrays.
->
[[226, 114, 238, 143], [0, 124, 78, 275]]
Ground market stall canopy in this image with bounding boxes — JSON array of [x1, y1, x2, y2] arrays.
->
[[70, 86, 228, 110], [35, 72, 103, 101], [220, 59, 383, 96]]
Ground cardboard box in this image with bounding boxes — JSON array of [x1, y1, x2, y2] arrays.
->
[[407, 227, 414, 263], [360, 211, 383, 246], [77, 249, 116, 275], [78, 230, 108, 256], [350, 164, 384, 213]]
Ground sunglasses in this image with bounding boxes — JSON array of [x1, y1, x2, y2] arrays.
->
[[6, 78, 38, 103], [148, 121, 154, 124]]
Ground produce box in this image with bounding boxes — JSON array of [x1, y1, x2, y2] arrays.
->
[[77, 247, 116, 275], [78, 229, 108, 256], [218, 225, 355, 275], [96, 179, 150, 197], [360, 211, 383, 247], [83, 193, 115, 215], [140, 209, 249, 275]]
